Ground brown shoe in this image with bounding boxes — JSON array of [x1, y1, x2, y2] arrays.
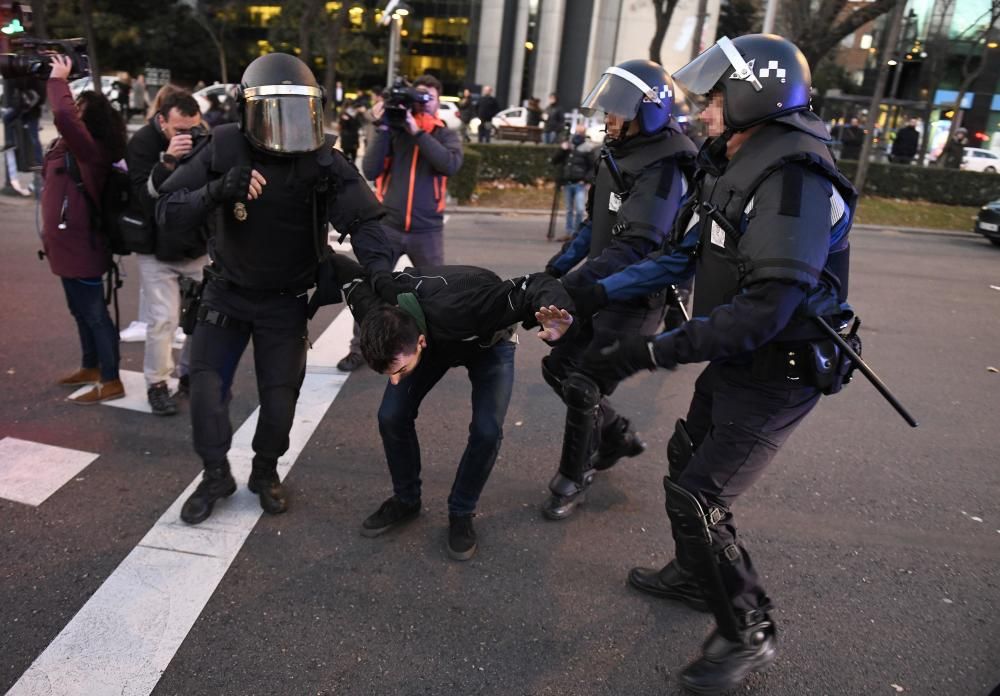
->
[[69, 379, 126, 404], [57, 367, 101, 387]]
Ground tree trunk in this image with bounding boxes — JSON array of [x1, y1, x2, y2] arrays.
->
[[648, 0, 680, 65], [32, 0, 48, 38], [791, 0, 901, 69], [299, 0, 325, 65], [80, 0, 100, 85], [322, 7, 345, 124]]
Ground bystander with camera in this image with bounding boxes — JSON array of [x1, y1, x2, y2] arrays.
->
[[126, 90, 210, 415], [337, 74, 463, 372]]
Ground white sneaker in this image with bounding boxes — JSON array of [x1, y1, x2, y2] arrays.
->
[[119, 320, 148, 342]]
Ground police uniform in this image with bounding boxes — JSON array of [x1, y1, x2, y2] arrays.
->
[[585, 36, 858, 693], [541, 59, 696, 520], [155, 54, 391, 525]]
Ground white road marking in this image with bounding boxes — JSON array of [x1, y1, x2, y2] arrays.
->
[[67, 370, 178, 413], [7, 307, 356, 696], [0, 438, 99, 506]]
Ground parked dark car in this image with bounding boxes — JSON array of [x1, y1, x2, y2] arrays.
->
[[974, 200, 1000, 246]]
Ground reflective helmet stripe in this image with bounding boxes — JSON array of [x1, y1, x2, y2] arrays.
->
[[604, 66, 662, 106]]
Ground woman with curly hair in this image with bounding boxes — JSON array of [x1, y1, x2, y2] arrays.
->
[[41, 55, 128, 403]]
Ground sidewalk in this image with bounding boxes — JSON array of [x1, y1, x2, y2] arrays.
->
[[450, 205, 974, 238]]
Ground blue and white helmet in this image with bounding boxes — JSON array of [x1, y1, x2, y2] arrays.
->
[[581, 59, 675, 136]]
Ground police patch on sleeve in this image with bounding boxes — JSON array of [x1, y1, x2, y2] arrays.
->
[[609, 192, 622, 213]]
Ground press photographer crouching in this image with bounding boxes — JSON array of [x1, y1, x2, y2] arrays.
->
[[336, 74, 463, 372], [38, 55, 128, 403], [125, 91, 210, 416]]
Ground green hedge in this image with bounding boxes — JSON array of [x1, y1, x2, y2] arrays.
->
[[466, 143, 561, 184], [463, 144, 1000, 207], [835, 160, 1000, 207], [447, 148, 482, 203]]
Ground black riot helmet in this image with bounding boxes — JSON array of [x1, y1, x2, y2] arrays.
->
[[580, 59, 675, 137], [238, 53, 325, 154], [672, 34, 811, 130]]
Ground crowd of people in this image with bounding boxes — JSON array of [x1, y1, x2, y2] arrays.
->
[[30, 33, 873, 694]]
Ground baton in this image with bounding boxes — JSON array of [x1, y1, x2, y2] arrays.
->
[[547, 179, 561, 241], [813, 316, 918, 428]]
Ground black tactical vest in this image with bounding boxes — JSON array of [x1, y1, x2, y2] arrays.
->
[[691, 122, 857, 322], [208, 124, 333, 292], [589, 129, 697, 259]]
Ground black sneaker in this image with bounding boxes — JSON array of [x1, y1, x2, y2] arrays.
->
[[447, 515, 478, 561], [177, 374, 190, 397], [361, 496, 421, 538], [148, 381, 178, 416], [337, 351, 366, 372]]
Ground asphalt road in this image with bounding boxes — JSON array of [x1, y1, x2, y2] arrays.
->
[[1, 194, 998, 696]]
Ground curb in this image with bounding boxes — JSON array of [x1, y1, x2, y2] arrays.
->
[[451, 206, 975, 238]]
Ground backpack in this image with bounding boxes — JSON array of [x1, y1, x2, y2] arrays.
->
[[65, 152, 144, 256]]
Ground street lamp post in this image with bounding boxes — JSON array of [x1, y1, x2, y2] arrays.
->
[[381, 0, 411, 87]]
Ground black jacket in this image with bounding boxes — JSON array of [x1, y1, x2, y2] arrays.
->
[[337, 257, 577, 350], [551, 138, 598, 183], [126, 119, 209, 261]]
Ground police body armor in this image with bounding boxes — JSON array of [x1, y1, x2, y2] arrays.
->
[[691, 120, 857, 341], [208, 123, 333, 292], [589, 129, 697, 259]]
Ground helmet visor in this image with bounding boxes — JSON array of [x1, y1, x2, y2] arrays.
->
[[580, 67, 663, 119], [672, 36, 762, 113], [244, 87, 324, 153]]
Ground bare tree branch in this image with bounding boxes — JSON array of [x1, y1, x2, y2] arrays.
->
[[785, 0, 903, 68]]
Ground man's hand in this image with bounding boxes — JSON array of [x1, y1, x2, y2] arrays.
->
[[404, 109, 420, 136], [535, 305, 573, 342], [166, 134, 193, 160], [207, 166, 266, 204], [48, 55, 72, 81], [567, 282, 608, 319], [582, 334, 658, 384]]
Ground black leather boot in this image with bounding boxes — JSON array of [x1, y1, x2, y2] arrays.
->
[[679, 614, 777, 695], [627, 560, 710, 612], [592, 417, 646, 470], [180, 460, 237, 524], [541, 471, 594, 520], [247, 456, 288, 515]]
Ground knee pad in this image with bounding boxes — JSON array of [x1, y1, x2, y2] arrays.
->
[[562, 372, 601, 410], [667, 419, 694, 480], [541, 355, 565, 398]]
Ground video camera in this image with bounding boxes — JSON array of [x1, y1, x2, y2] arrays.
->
[[382, 78, 432, 129], [0, 37, 90, 81]]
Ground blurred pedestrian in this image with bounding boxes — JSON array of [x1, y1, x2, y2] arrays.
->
[[338, 102, 361, 164], [476, 85, 500, 143], [526, 97, 543, 127], [940, 127, 968, 169], [839, 117, 864, 160], [550, 123, 596, 241], [889, 118, 920, 165], [543, 93, 563, 144], [457, 88, 475, 143], [130, 74, 149, 120], [41, 55, 128, 403]]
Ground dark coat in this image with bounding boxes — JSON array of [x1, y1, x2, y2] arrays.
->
[[40, 78, 114, 279], [891, 125, 920, 158]]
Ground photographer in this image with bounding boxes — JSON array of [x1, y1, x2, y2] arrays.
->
[[40, 55, 127, 403], [126, 90, 210, 415], [337, 74, 463, 372]]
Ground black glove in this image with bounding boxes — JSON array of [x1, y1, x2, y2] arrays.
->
[[206, 165, 252, 205], [370, 270, 399, 304], [582, 334, 659, 384], [567, 282, 608, 319], [544, 263, 563, 279], [328, 251, 365, 285]]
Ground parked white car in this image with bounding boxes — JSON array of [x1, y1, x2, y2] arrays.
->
[[69, 75, 117, 100], [436, 100, 463, 130], [962, 147, 1000, 173], [192, 83, 238, 114]]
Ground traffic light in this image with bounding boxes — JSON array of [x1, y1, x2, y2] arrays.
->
[[943, 109, 955, 119], [1, 17, 24, 35]]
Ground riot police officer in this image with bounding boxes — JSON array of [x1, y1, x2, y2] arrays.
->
[[540, 59, 697, 520], [583, 36, 858, 693], [156, 53, 392, 524]]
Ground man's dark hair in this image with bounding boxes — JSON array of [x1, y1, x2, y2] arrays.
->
[[359, 305, 422, 373], [413, 74, 443, 95], [158, 91, 200, 119]]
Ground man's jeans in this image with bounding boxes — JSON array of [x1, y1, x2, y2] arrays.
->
[[377, 340, 516, 516], [563, 182, 586, 234], [136, 253, 208, 387]]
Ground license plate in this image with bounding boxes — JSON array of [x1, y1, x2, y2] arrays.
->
[[980, 221, 999, 232]]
